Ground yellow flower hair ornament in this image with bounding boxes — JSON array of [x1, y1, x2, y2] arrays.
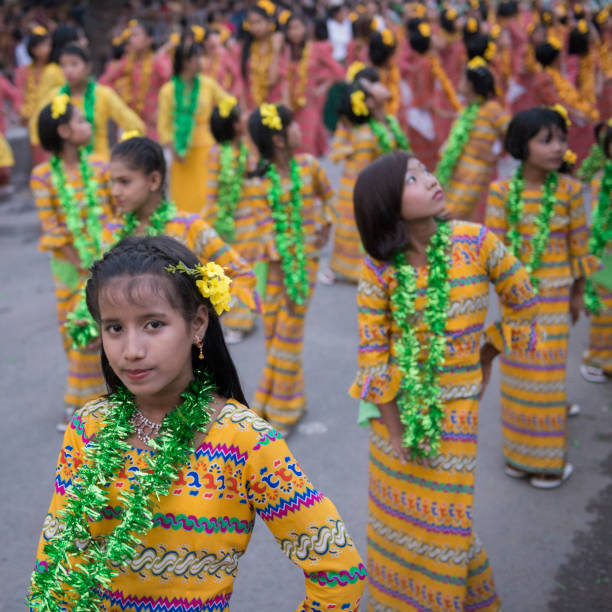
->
[[467, 56, 488, 71], [563, 149, 577, 165], [165, 261, 232, 316], [466, 17, 479, 34], [349, 11, 358, 22], [350, 89, 369, 117], [490, 24, 501, 39], [577, 19, 588, 35], [191, 25, 205, 43], [260, 103, 282, 130], [128, 19, 138, 27], [417, 22, 431, 38], [257, 0, 276, 17], [469, 0, 479, 9], [446, 8, 458, 21], [51, 93, 70, 120], [120, 130, 143, 142], [32, 25, 47, 36], [550, 104, 571, 127], [346, 61, 366, 82], [412, 4, 427, 19], [547, 34, 562, 50], [381, 28, 395, 46], [218, 95, 238, 118], [484, 41, 497, 61], [596, 9, 609, 25], [278, 10, 291, 25]]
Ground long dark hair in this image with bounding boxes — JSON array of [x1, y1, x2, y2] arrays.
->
[[173, 38, 202, 76], [353, 151, 414, 261], [247, 103, 293, 176], [85, 235, 247, 404], [240, 4, 276, 80], [37, 100, 75, 154]]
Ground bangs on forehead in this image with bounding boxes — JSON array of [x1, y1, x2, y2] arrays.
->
[[98, 273, 180, 314]]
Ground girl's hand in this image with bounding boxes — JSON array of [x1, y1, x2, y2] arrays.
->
[[271, 31, 284, 53], [314, 223, 331, 249], [570, 277, 586, 325], [60, 245, 82, 268], [378, 400, 410, 464], [171, 146, 185, 163], [479, 342, 500, 400]]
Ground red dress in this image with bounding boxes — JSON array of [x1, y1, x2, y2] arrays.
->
[[202, 45, 242, 99]]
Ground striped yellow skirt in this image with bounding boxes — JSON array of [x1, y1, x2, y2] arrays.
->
[[500, 285, 570, 475], [583, 283, 612, 374], [367, 398, 500, 611]]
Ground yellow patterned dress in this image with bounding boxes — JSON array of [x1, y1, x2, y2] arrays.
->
[[158, 76, 227, 213], [31, 83, 145, 159], [582, 172, 612, 374], [328, 123, 389, 283], [103, 210, 259, 317], [486, 174, 599, 475], [204, 142, 258, 332], [32, 398, 367, 610], [444, 100, 510, 221], [244, 154, 336, 433], [349, 221, 538, 612], [31, 156, 112, 413]]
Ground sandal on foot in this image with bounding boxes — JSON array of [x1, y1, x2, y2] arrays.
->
[[504, 465, 529, 479], [530, 463, 574, 489], [318, 268, 336, 286], [580, 364, 608, 384], [567, 403, 581, 417]]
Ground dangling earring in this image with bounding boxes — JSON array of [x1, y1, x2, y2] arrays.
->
[[195, 336, 204, 360]]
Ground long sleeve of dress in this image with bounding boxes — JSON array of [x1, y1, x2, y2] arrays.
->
[[31, 166, 70, 251], [245, 434, 366, 611], [481, 227, 540, 354], [484, 180, 507, 239], [157, 82, 173, 146], [348, 256, 401, 403], [102, 85, 145, 135], [567, 181, 600, 279], [186, 216, 260, 313], [98, 56, 126, 87], [310, 156, 337, 225]]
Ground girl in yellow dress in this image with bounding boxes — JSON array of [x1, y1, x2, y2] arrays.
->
[[205, 97, 259, 342], [29, 234, 366, 611], [350, 151, 538, 612], [31, 44, 145, 160], [485, 106, 599, 488], [581, 121, 612, 382], [30, 96, 112, 427], [244, 103, 335, 434], [158, 33, 227, 213]]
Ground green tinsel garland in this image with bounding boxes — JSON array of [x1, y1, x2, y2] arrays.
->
[[391, 219, 452, 458], [585, 160, 612, 314], [506, 165, 558, 294], [369, 115, 411, 154], [215, 142, 248, 242], [49, 148, 103, 270], [266, 158, 309, 305], [60, 79, 97, 154], [577, 143, 605, 183], [66, 199, 177, 349], [172, 75, 200, 157], [27, 372, 215, 611], [435, 102, 480, 189]]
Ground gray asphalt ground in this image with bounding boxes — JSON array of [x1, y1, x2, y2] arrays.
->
[[1, 156, 611, 611]]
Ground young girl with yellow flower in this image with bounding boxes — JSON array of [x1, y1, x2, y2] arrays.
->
[[29, 234, 366, 612], [242, 103, 336, 434], [31, 96, 113, 428], [485, 106, 600, 488]]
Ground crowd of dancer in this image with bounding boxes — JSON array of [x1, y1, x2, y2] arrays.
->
[[2, 1, 609, 611]]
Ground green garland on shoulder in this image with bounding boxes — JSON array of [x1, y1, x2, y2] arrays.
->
[[577, 143, 605, 183], [49, 148, 103, 269], [172, 75, 200, 157], [391, 219, 452, 458], [435, 102, 480, 189], [215, 142, 248, 242], [27, 372, 215, 611], [60, 79, 97, 153], [585, 160, 612, 314], [506, 165, 557, 294], [369, 115, 411, 154], [67, 199, 177, 349], [266, 158, 309, 305]]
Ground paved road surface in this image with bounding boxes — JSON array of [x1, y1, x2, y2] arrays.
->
[[1, 167, 610, 611]]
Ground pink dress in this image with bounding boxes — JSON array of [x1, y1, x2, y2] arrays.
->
[[202, 46, 242, 99]]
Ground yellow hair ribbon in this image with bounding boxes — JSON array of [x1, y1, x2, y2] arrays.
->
[[218, 95, 238, 118], [120, 130, 142, 142], [467, 56, 488, 71], [260, 103, 282, 130], [346, 61, 366, 82], [550, 104, 571, 127], [350, 90, 369, 117], [51, 94, 70, 120], [191, 25, 205, 43], [381, 28, 395, 46], [417, 22, 431, 38], [563, 149, 577, 165], [257, 0, 276, 17], [32, 25, 47, 36]]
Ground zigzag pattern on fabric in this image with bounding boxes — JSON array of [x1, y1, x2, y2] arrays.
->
[[98, 589, 231, 611], [194, 442, 248, 466], [256, 487, 325, 522], [152, 513, 254, 535], [305, 562, 367, 587]]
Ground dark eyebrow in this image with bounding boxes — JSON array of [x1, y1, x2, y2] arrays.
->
[[100, 312, 169, 325]]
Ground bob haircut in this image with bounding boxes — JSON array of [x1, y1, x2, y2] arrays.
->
[[85, 234, 247, 404], [505, 107, 568, 161], [409, 24, 431, 54], [27, 29, 50, 60], [111, 136, 167, 191], [353, 151, 416, 261], [467, 63, 495, 98], [37, 100, 75, 154]]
